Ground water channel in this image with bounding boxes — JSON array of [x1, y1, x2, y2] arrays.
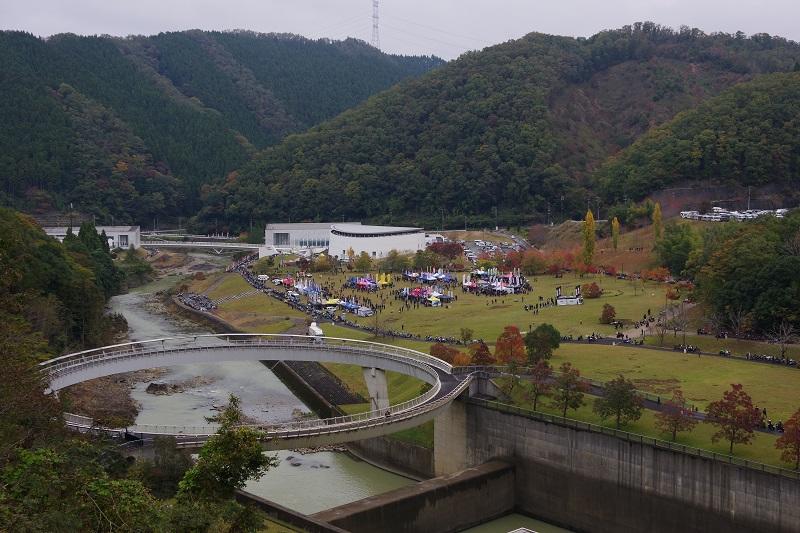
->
[[112, 267, 570, 530]]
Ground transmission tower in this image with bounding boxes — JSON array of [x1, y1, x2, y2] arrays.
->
[[371, 0, 380, 50]]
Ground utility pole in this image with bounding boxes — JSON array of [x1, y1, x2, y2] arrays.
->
[[494, 206, 498, 230], [371, 0, 380, 50], [747, 186, 751, 210]]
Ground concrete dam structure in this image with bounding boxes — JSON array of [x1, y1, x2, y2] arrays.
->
[[433, 398, 800, 533]]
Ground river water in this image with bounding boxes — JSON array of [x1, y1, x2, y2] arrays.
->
[[112, 271, 570, 530], [111, 274, 412, 515]]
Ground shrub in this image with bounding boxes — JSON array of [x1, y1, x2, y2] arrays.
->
[[581, 282, 602, 298], [600, 303, 616, 324]]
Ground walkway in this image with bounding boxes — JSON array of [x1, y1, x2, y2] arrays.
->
[[42, 334, 476, 450]]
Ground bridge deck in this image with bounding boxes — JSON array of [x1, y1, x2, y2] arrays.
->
[[43, 334, 481, 450]]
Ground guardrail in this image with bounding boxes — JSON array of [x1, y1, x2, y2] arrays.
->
[[49, 334, 460, 440], [67, 370, 477, 443], [41, 334, 454, 375], [140, 241, 261, 249], [470, 398, 800, 480]]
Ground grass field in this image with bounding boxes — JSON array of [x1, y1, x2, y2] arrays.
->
[[187, 273, 306, 334], [182, 270, 800, 463], [551, 343, 800, 421], [308, 272, 667, 343], [498, 379, 786, 467], [644, 332, 800, 359]]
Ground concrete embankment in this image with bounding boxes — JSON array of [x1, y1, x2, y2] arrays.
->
[[438, 399, 800, 533], [235, 490, 349, 533], [313, 460, 514, 533]]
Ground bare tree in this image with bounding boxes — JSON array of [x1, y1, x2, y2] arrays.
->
[[668, 302, 690, 345], [708, 311, 727, 337], [769, 319, 796, 360], [655, 306, 672, 346], [727, 306, 748, 338]]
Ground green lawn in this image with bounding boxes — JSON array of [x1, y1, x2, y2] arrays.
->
[[204, 273, 253, 300], [551, 343, 800, 421], [644, 332, 800, 359], [179, 270, 799, 463], [498, 377, 787, 467], [309, 272, 666, 343]]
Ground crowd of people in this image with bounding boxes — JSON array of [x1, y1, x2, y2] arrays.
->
[[177, 292, 217, 312], [745, 352, 797, 367], [226, 259, 468, 343]]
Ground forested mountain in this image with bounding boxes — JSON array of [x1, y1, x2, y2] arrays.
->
[[202, 23, 800, 231], [593, 71, 800, 204], [0, 30, 441, 223], [0, 209, 123, 353]]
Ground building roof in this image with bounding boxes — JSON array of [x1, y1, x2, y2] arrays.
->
[[43, 225, 140, 233], [331, 224, 423, 237], [265, 222, 360, 230]]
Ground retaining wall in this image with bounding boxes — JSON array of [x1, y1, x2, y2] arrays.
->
[[453, 401, 800, 533], [313, 460, 514, 533]]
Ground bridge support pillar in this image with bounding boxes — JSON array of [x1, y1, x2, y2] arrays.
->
[[469, 375, 508, 401], [434, 399, 470, 476], [362, 367, 389, 412]]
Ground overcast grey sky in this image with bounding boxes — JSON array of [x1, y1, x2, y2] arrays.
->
[[2, 0, 798, 59]]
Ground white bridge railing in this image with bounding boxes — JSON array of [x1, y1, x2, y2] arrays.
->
[[44, 334, 461, 441]]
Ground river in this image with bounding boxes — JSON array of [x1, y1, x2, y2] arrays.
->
[[112, 273, 413, 515], [112, 269, 570, 530]]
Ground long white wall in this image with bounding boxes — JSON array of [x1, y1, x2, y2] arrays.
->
[[329, 231, 426, 259]]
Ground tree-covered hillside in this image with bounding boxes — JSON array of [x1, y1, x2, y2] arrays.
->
[[202, 23, 800, 231], [593, 71, 800, 204], [0, 30, 441, 222]]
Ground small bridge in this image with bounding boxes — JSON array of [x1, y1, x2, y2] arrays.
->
[[42, 335, 484, 450], [140, 240, 262, 254]]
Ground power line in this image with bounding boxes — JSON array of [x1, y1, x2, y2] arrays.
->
[[308, 14, 365, 37], [382, 22, 476, 52], [387, 13, 494, 47]]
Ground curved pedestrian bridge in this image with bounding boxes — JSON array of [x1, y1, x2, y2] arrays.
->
[[42, 334, 479, 450]]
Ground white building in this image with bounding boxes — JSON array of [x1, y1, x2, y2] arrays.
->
[[328, 224, 426, 260], [264, 222, 361, 251], [44, 225, 141, 250]]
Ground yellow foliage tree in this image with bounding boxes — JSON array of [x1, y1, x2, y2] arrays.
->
[[653, 202, 663, 240], [582, 210, 595, 265]]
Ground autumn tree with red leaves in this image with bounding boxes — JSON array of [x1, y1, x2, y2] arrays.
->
[[427, 242, 463, 259], [704, 383, 762, 454], [655, 389, 697, 441], [495, 325, 526, 364], [776, 408, 800, 470], [429, 343, 460, 364], [527, 360, 553, 411], [469, 341, 496, 366]]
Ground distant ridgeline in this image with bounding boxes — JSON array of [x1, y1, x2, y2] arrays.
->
[[0, 30, 442, 223], [202, 23, 800, 232]]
